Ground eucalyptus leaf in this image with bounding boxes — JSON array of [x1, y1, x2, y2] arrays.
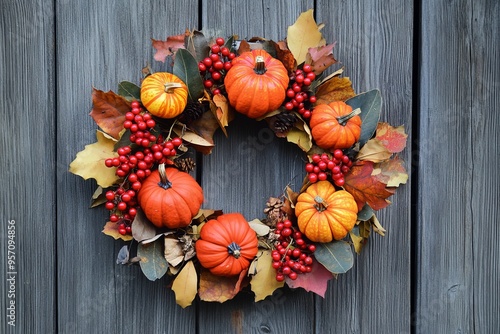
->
[[118, 81, 141, 100], [131, 209, 157, 242], [315, 240, 354, 274], [173, 48, 205, 102], [185, 30, 210, 63], [346, 89, 382, 147], [357, 204, 375, 221], [137, 239, 169, 281]]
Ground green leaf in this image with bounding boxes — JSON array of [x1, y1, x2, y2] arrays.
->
[[185, 30, 210, 63], [314, 240, 354, 274], [173, 48, 205, 102], [346, 89, 382, 147], [137, 239, 169, 281], [357, 204, 375, 221], [118, 81, 141, 100], [224, 35, 236, 52]]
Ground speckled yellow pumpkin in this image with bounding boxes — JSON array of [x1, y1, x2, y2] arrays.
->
[[140, 72, 188, 119], [295, 181, 358, 243]]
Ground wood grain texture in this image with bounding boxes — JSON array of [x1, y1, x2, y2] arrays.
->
[[55, 1, 198, 333], [315, 1, 413, 332], [198, 1, 316, 333], [0, 1, 56, 333], [470, 2, 500, 332], [417, 0, 500, 332]]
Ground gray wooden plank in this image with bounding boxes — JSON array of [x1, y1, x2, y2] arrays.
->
[[198, 0, 317, 333], [315, 1, 413, 332], [416, 0, 500, 332], [471, 3, 500, 331], [56, 1, 198, 333], [0, 1, 56, 333]]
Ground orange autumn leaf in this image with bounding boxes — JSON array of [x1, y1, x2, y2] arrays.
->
[[315, 76, 356, 104], [373, 156, 408, 187], [375, 123, 408, 153], [274, 41, 297, 74], [89, 88, 130, 139], [198, 269, 248, 303], [344, 161, 395, 211], [151, 31, 187, 62]]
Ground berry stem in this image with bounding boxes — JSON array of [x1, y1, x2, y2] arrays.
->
[[336, 107, 361, 126], [157, 163, 172, 190], [254, 56, 267, 75], [163, 82, 183, 93]]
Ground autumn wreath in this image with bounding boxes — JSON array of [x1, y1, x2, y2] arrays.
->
[[70, 10, 407, 307]]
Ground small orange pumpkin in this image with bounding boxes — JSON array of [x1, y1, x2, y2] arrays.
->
[[224, 49, 289, 118], [137, 164, 203, 229], [140, 72, 188, 119], [310, 101, 362, 150], [195, 213, 258, 276], [295, 181, 358, 243]]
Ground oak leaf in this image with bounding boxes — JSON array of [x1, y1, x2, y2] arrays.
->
[[250, 250, 284, 301], [102, 221, 133, 241], [171, 261, 197, 308], [152, 32, 187, 63], [69, 130, 120, 188], [198, 269, 247, 303], [89, 88, 130, 139], [287, 9, 326, 64], [315, 76, 356, 104], [375, 123, 407, 153], [344, 161, 395, 211]]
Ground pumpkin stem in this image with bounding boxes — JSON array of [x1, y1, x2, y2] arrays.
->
[[157, 163, 172, 190], [314, 195, 328, 212], [164, 82, 183, 93], [227, 242, 241, 259], [336, 107, 361, 126], [254, 55, 267, 75]]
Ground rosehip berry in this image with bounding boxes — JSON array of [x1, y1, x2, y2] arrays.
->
[[215, 37, 225, 46], [305, 163, 314, 173], [308, 173, 318, 183], [333, 149, 344, 159], [131, 101, 140, 108], [211, 45, 221, 54], [105, 201, 115, 210]]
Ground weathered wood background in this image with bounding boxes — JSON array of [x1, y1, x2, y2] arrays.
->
[[1, 0, 498, 333]]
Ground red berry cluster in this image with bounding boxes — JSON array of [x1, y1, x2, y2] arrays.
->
[[198, 37, 236, 95], [283, 64, 317, 119], [305, 149, 353, 187], [103, 101, 183, 235], [272, 219, 316, 281]]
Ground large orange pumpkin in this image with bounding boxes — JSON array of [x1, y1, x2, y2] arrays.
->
[[137, 164, 203, 229], [295, 181, 358, 243], [195, 213, 258, 276], [140, 72, 188, 119], [224, 49, 289, 118], [310, 101, 362, 150]]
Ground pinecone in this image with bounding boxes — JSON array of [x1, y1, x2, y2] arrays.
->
[[273, 112, 298, 133], [178, 101, 205, 124], [174, 157, 196, 173], [264, 197, 287, 227]]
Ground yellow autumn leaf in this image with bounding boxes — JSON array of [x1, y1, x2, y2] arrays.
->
[[286, 114, 312, 152], [250, 250, 284, 301], [357, 138, 393, 163], [69, 130, 120, 188], [102, 221, 133, 241], [171, 260, 197, 308], [287, 9, 326, 64]]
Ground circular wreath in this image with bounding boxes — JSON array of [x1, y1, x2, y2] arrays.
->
[[70, 10, 407, 307]]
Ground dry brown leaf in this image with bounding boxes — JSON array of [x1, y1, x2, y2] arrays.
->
[[357, 138, 393, 163], [164, 237, 184, 267], [198, 269, 247, 303], [89, 88, 130, 139]]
